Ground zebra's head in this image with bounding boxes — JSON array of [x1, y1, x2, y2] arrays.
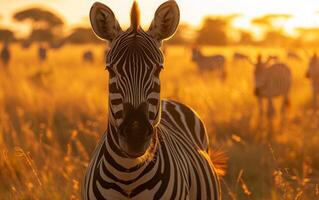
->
[[90, 1, 179, 158]]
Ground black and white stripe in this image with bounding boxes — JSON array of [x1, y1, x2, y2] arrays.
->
[[83, 101, 220, 199], [106, 30, 163, 127]]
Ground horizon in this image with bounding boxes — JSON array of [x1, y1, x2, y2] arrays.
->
[[1, 0, 319, 38]]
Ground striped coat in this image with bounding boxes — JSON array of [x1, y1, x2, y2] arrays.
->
[[84, 100, 220, 199], [192, 48, 226, 79], [254, 63, 292, 98], [254, 61, 292, 129]]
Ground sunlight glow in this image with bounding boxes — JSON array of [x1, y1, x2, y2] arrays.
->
[[0, 0, 319, 37]]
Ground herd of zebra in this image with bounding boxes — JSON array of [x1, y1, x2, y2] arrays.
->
[[1, 0, 319, 199], [0, 42, 97, 66], [191, 47, 319, 128]]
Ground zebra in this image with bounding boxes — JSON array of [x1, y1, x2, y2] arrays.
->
[[38, 45, 47, 62], [83, 50, 94, 63], [252, 54, 292, 131], [306, 53, 319, 110], [1, 41, 10, 69], [286, 51, 301, 61], [191, 47, 226, 80], [50, 40, 65, 49], [21, 40, 32, 49], [82, 1, 221, 199], [232, 52, 249, 62]]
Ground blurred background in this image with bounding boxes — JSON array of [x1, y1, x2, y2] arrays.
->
[[0, 0, 319, 199]]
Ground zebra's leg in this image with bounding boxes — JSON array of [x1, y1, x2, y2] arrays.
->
[[280, 94, 290, 128], [267, 97, 275, 136], [221, 68, 227, 81], [257, 96, 264, 128], [313, 89, 318, 111]]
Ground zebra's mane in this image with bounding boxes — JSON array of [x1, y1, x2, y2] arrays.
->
[[130, 1, 140, 32]]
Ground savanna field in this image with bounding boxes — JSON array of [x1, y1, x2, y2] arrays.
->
[[1, 44, 319, 200]]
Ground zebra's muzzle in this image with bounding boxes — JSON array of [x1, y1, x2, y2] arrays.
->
[[118, 103, 154, 158]]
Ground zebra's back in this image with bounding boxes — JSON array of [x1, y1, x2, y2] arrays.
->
[[261, 63, 292, 97], [196, 55, 225, 71]]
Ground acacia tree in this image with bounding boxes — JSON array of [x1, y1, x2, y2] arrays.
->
[[295, 28, 319, 47], [0, 29, 15, 42], [64, 27, 102, 44], [196, 14, 239, 46], [166, 24, 192, 45], [13, 7, 64, 43], [196, 18, 228, 45], [251, 14, 292, 45]]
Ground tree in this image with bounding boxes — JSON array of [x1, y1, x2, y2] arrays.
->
[[295, 28, 319, 46], [251, 14, 292, 45], [196, 15, 239, 46], [14, 7, 63, 28], [29, 28, 54, 42], [166, 24, 192, 45], [238, 30, 254, 45], [0, 29, 15, 42], [64, 27, 102, 44], [252, 14, 291, 29], [263, 30, 292, 46], [13, 7, 64, 44]]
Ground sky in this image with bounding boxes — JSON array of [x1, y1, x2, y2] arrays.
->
[[1, 0, 319, 36]]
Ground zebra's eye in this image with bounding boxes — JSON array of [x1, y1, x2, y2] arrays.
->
[[154, 64, 163, 76]]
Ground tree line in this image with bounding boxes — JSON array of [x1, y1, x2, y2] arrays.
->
[[0, 7, 318, 47]]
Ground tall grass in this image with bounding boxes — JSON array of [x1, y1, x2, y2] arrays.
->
[[0, 44, 318, 199]]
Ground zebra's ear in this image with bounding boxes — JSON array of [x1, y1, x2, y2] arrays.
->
[[148, 0, 180, 42], [90, 2, 122, 41]]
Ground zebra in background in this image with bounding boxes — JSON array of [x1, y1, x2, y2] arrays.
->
[[286, 50, 301, 61], [83, 50, 94, 63], [306, 53, 319, 110], [191, 47, 226, 80], [38, 44, 47, 63], [21, 39, 32, 49], [83, 1, 222, 199], [251, 54, 292, 132], [1, 40, 10, 69], [233, 52, 249, 62]]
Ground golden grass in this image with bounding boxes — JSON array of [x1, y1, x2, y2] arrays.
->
[[0, 44, 318, 199]]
